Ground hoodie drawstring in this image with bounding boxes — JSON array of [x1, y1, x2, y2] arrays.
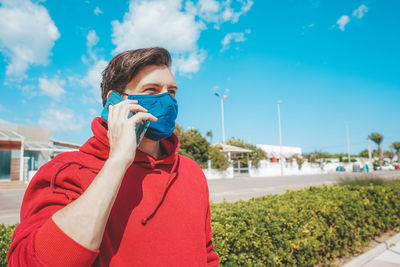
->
[[141, 155, 180, 226]]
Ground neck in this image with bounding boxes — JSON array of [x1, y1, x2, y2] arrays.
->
[[138, 137, 162, 159]]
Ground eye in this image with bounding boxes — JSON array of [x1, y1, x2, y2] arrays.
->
[[168, 89, 176, 95], [145, 88, 157, 94]]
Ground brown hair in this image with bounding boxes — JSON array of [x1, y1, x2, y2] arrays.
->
[[101, 47, 172, 106]]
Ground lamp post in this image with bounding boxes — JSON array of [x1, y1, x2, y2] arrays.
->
[[215, 93, 228, 144], [277, 100, 283, 176]]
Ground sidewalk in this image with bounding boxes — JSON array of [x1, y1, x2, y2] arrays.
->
[[344, 233, 400, 267], [0, 181, 27, 190], [0, 181, 26, 225]]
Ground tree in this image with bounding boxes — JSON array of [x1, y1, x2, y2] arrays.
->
[[383, 150, 394, 163], [390, 142, 400, 163], [358, 149, 369, 158], [304, 151, 330, 164], [208, 145, 229, 171], [174, 124, 228, 170], [226, 138, 266, 167], [288, 154, 305, 170], [174, 124, 210, 168], [368, 132, 384, 168], [206, 130, 213, 144]]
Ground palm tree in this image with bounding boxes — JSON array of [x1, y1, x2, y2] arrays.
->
[[390, 142, 400, 163], [368, 132, 383, 168], [383, 150, 394, 163], [206, 130, 213, 144]]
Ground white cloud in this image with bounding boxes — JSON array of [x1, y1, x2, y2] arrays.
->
[[38, 75, 66, 99], [111, 0, 253, 75], [112, 0, 204, 54], [194, 0, 220, 23], [82, 59, 108, 103], [221, 0, 253, 24], [0, 0, 60, 77], [221, 29, 250, 51], [94, 6, 103, 15], [172, 50, 206, 75], [336, 15, 350, 31], [87, 30, 99, 48], [352, 4, 368, 19], [111, 0, 205, 75], [0, 118, 10, 124], [78, 29, 107, 103], [83, 30, 100, 63], [89, 108, 98, 116], [38, 107, 83, 132], [187, 0, 253, 28]]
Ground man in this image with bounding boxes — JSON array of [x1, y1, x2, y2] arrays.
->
[[8, 47, 220, 266]]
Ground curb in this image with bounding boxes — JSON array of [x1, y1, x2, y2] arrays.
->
[[343, 232, 400, 267]]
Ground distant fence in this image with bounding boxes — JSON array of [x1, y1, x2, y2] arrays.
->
[[203, 160, 369, 179]]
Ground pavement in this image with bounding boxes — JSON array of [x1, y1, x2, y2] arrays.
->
[[2, 171, 400, 266], [344, 233, 400, 267]]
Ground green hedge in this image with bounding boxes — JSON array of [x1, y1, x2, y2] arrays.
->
[[0, 224, 17, 267], [2, 183, 400, 266], [211, 183, 400, 266]]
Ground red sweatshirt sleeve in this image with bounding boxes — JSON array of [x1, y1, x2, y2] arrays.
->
[[205, 203, 219, 266], [35, 217, 99, 267], [204, 181, 220, 266], [7, 158, 99, 267]]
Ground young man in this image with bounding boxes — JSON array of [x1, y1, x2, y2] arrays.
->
[[8, 47, 220, 266]]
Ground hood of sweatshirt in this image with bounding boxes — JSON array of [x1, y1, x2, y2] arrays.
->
[[79, 117, 180, 225], [80, 117, 179, 168]]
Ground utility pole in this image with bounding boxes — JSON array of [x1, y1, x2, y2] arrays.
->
[[215, 93, 228, 144], [277, 100, 283, 176], [346, 123, 351, 165]]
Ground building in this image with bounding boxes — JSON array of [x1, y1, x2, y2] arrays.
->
[[256, 144, 302, 160], [0, 123, 80, 183]]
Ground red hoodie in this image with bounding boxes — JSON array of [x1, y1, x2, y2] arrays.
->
[[7, 117, 220, 266]]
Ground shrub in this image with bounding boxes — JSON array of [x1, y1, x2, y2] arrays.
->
[[209, 145, 229, 171], [211, 183, 400, 266], [0, 224, 17, 266]]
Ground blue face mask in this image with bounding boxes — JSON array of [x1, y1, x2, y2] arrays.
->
[[128, 92, 178, 141]]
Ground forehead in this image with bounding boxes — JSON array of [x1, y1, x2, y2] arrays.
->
[[129, 65, 176, 87]]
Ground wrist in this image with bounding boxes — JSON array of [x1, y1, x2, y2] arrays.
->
[[106, 154, 133, 170]]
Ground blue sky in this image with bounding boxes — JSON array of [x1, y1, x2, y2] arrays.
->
[[0, 0, 399, 154]]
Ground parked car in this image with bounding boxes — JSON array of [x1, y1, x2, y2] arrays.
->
[[336, 166, 346, 172], [381, 164, 395, 171]]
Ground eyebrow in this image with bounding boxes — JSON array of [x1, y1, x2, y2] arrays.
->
[[141, 83, 178, 90]]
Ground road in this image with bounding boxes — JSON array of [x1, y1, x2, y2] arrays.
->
[[208, 170, 400, 202], [1, 171, 399, 225]]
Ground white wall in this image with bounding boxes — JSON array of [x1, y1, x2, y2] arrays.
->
[[202, 164, 234, 179], [249, 160, 327, 177]]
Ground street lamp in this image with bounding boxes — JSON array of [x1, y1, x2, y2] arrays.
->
[[277, 100, 283, 176], [215, 93, 228, 144]]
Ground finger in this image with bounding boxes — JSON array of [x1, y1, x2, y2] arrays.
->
[[110, 99, 138, 113], [108, 104, 114, 123], [130, 112, 158, 123], [114, 102, 145, 118], [121, 104, 148, 118], [123, 99, 138, 104]]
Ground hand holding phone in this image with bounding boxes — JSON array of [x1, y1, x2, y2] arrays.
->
[[101, 92, 150, 146]]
